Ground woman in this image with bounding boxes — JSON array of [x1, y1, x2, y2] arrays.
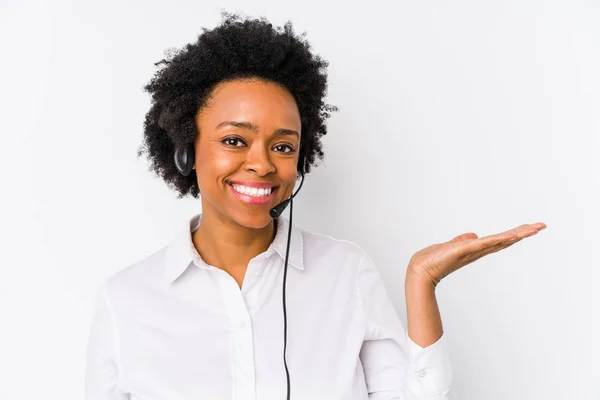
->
[[85, 12, 546, 400]]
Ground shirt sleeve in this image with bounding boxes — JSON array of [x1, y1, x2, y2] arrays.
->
[[357, 250, 455, 400], [85, 284, 129, 400]]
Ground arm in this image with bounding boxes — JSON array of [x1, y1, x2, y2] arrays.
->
[[403, 223, 546, 347], [85, 285, 128, 400], [405, 269, 443, 348], [360, 222, 546, 399], [357, 251, 454, 400]]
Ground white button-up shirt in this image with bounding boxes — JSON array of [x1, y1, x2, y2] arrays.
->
[[86, 213, 454, 399]]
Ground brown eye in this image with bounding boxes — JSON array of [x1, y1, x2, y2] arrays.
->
[[222, 137, 246, 147], [274, 144, 295, 153]]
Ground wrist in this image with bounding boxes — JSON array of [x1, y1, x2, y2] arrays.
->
[[406, 265, 438, 291]]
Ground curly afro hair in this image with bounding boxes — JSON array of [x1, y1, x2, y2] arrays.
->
[[137, 11, 338, 199]]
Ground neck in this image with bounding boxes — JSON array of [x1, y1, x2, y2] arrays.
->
[[192, 208, 277, 273]]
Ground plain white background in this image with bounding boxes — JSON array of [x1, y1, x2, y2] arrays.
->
[[1, 0, 598, 399]]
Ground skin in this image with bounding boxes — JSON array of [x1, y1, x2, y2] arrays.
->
[[191, 78, 301, 289], [188, 76, 548, 348], [405, 222, 547, 347]]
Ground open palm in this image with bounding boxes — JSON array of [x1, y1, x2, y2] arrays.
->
[[408, 222, 547, 287]]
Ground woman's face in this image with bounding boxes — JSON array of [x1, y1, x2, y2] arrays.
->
[[193, 78, 302, 229]]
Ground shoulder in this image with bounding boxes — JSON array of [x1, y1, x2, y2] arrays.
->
[[299, 226, 370, 269], [101, 245, 167, 301]]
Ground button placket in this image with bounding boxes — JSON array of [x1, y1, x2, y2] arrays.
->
[[216, 269, 256, 400], [233, 316, 255, 399], [242, 258, 266, 311]]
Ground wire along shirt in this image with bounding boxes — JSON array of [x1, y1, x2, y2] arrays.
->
[[85, 213, 454, 400]]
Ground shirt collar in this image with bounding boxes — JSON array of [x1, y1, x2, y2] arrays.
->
[[164, 213, 304, 283]]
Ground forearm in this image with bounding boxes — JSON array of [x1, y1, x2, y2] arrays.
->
[[405, 268, 444, 348]]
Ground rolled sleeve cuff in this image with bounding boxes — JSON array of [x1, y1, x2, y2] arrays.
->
[[404, 332, 453, 397]]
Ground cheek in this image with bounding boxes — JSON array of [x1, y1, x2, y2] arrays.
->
[[281, 167, 299, 196], [194, 151, 238, 192], [213, 156, 238, 172], [198, 146, 233, 168]]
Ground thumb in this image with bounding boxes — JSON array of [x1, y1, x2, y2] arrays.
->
[[449, 233, 478, 243]]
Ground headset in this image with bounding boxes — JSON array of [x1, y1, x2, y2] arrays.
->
[[175, 143, 303, 400]]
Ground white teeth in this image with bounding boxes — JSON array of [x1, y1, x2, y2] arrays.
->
[[232, 184, 273, 197]]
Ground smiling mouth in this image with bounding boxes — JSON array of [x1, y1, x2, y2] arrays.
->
[[227, 183, 279, 205], [229, 183, 277, 196]]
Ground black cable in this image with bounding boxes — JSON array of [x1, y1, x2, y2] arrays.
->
[[274, 171, 303, 400], [282, 197, 293, 400]]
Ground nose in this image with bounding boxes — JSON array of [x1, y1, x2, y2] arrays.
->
[[244, 142, 276, 176]]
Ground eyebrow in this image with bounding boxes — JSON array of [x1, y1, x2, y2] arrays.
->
[[215, 121, 299, 139]]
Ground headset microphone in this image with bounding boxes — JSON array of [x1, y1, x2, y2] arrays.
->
[[269, 172, 305, 219]]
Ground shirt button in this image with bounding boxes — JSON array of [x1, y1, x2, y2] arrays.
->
[[418, 369, 427, 378]]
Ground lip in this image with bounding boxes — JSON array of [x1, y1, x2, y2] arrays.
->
[[228, 183, 278, 205]]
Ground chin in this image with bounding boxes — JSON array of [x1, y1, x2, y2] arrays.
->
[[229, 209, 275, 230]]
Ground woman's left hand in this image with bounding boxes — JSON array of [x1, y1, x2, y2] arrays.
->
[[407, 222, 547, 288]]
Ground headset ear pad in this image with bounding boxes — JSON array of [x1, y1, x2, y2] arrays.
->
[[174, 143, 195, 176]]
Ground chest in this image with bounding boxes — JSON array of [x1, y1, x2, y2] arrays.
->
[[114, 259, 368, 399]]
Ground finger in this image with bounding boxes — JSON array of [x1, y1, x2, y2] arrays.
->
[[462, 224, 538, 256], [463, 224, 543, 263], [487, 222, 547, 245], [451, 222, 547, 266], [467, 232, 518, 253], [457, 238, 520, 267], [458, 240, 507, 264], [468, 240, 517, 262], [507, 223, 547, 237]]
